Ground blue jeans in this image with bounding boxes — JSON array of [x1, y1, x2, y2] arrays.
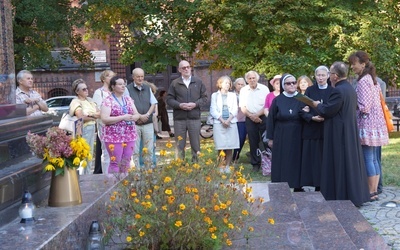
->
[[362, 145, 380, 176]]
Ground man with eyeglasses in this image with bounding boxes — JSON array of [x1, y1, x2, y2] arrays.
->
[[16, 70, 49, 116], [311, 61, 370, 207], [127, 67, 157, 168], [167, 60, 207, 162], [239, 70, 269, 172]]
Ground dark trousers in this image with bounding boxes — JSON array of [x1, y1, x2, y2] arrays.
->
[[93, 133, 102, 174], [233, 121, 247, 161], [377, 146, 383, 191], [245, 115, 267, 166]]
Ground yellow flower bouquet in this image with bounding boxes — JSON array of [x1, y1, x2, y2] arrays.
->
[[104, 142, 266, 249], [26, 127, 92, 176]]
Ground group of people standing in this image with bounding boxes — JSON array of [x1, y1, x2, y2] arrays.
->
[[208, 51, 389, 207], [16, 50, 389, 207]]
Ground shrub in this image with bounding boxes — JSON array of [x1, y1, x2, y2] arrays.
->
[[104, 142, 265, 249]]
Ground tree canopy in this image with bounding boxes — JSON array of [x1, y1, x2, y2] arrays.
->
[[12, 0, 92, 72], [13, 0, 400, 85]]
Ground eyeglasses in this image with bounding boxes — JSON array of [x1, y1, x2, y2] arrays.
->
[[329, 72, 338, 76], [284, 81, 297, 86], [80, 88, 88, 91], [180, 66, 190, 70]]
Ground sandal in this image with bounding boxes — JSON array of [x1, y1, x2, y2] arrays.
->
[[370, 193, 379, 202]]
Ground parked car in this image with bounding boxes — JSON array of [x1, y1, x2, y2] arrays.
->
[[43, 96, 76, 125]]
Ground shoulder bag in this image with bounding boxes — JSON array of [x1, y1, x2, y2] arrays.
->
[[380, 93, 394, 132]]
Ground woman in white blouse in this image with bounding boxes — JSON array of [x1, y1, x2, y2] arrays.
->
[[210, 76, 240, 173]]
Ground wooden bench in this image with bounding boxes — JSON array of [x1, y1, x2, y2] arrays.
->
[[393, 116, 400, 131]]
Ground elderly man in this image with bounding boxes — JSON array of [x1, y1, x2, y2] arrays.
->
[[239, 71, 269, 171], [127, 68, 157, 167], [312, 61, 370, 207], [16, 70, 48, 116], [167, 60, 207, 162]]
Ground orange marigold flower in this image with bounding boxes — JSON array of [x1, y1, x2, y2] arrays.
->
[[211, 233, 217, 239], [126, 236, 132, 242], [226, 239, 232, 246], [110, 195, 116, 201], [242, 210, 249, 215], [135, 214, 141, 219], [179, 203, 186, 210], [123, 180, 129, 186], [166, 142, 173, 148], [214, 205, 220, 211], [131, 192, 137, 197], [122, 142, 127, 148], [139, 231, 145, 237], [165, 189, 172, 195], [145, 224, 151, 229], [160, 149, 167, 156], [164, 176, 172, 183], [268, 218, 275, 225], [248, 226, 254, 232], [205, 176, 211, 182], [228, 223, 234, 229], [175, 220, 182, 227], [194, 194, 199, 201], [168, 196, 175, 204], [220, 203, 227, 209], [219, 150, 226, 157], [177, 135, 183, 141], [142, 147, 148, 154], [200, 207, 207, 213], [108, 144, 115, 151], [110, 156, 116, 162], [191, 188, 198, 193], [162, 205, 167, 211]]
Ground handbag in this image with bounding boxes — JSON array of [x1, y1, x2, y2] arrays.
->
[[257, 148, 272, 176], [380, 93, 394, 132], [59, 112, 79, 133]]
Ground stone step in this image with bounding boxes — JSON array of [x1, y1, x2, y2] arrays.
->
[[292, 191, 357, 249], [327, 200, 389, 250]]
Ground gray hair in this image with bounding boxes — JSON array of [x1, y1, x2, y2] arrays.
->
[[315, 65, 329, 75], [233, 77, 245, 87], [331, 62, 349, 78], [244, 71, 260, 82], [16, 70, 32, 86]]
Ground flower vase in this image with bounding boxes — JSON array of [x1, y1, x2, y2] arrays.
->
[[48, 166, 82, 207]]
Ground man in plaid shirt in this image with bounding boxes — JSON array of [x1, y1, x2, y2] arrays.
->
[[16, 70, 48, 116]]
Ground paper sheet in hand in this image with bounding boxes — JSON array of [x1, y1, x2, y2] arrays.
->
[[294, 93, 315, 106]]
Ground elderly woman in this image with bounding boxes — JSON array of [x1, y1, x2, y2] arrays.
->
[[348, 51, 389, 201], [264, 75, 282, 117], [210, 76, 239, 172], [232, 77, 246, 162], [267, 73, 304, 191], [101, 76, 141, 173], [69, 79, 100, 174], [300, 66, 333, 191]]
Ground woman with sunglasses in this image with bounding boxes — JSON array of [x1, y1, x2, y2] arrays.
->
[[266, 73, 305, 192], [69, 79, 100, 174]]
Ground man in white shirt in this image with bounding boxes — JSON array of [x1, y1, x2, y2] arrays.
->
[[239, 70, 269, 171]]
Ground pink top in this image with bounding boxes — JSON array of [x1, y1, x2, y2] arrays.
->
[[101, 95, 138, 143], [264, 92, 279, 109], [356, 74, 389, 146]]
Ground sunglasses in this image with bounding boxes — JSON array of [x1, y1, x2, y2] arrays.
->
[[284, 81, 297, 86], [180, 66, 190, 70], [80, 88, 88, 91]]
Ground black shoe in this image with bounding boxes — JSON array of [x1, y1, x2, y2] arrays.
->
[[252, 165, 260, 172], [377, 189, 383, 194], [169, 133, 174, 137], [156, 135, 162, 139]]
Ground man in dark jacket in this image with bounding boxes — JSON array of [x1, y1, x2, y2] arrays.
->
[[167, 60, 207, 162]]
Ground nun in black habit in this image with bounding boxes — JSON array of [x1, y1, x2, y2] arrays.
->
[[267, 73, 304, 191]]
